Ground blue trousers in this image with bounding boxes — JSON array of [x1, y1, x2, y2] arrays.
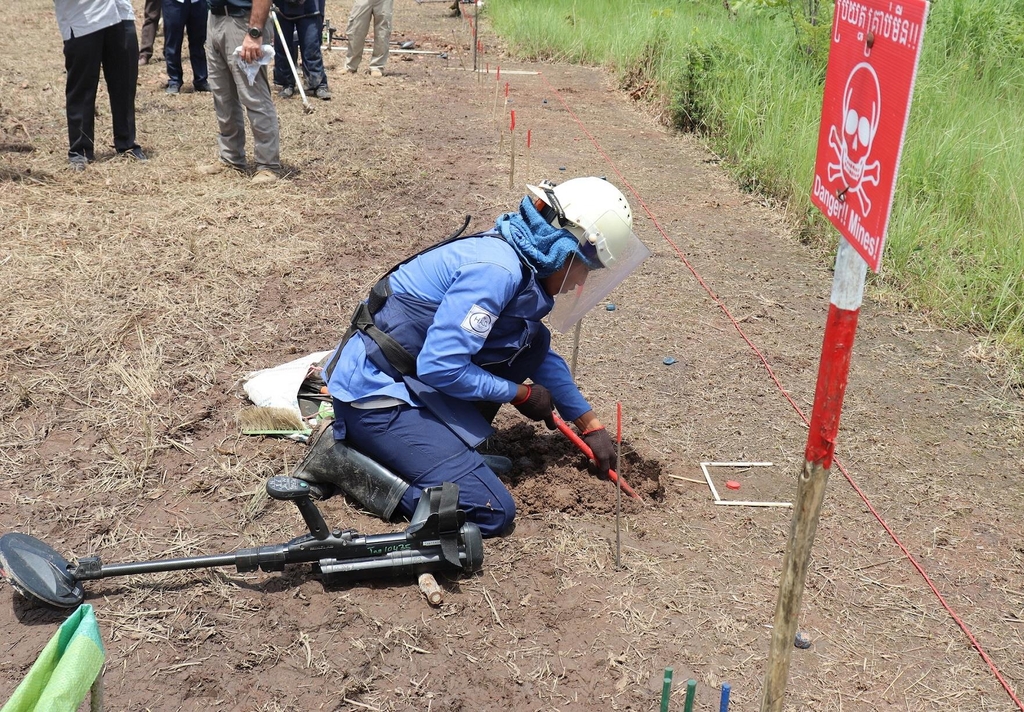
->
[[163, 0, 209, 87], [336, 401, 516, 537], [273, 11, 327, 90]]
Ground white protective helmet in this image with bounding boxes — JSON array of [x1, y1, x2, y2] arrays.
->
[[525, 177, 651, 332], [526, 177, 634, 268]]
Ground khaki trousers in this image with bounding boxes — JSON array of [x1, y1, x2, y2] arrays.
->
[[345, 0, 393, 72], [205, 14, 281, 171]]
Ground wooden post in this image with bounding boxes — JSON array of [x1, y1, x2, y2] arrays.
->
[[508, 111, 516, 189], [760, 237, 867, 711], [472, 1, 478, 73]]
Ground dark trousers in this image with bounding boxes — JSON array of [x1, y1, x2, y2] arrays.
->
[[139, 0, 163, 60], [163, 0, 209, 87], [63, 21, 140, 159], [336, 402, 517, 538], [273, 13, 327, 90]]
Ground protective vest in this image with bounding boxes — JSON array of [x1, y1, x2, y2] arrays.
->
[[326, 228, 552, 447]]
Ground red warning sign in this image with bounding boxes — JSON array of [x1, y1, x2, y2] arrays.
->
[[811, 0, 929, 272]]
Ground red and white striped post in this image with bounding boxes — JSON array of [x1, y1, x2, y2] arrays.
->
[[761, 1, 927, 707], [760, 237, 867, 711]]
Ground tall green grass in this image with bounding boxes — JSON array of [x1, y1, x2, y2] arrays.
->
[[489, 0, 1024, 362]]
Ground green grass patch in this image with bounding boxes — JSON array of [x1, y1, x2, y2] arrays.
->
[[488, 0, 1024, 366]]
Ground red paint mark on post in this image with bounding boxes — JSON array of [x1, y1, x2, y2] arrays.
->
[[504, 82, 509, 98], [526, 129, 532, 149], [509, 110, 515, 132], [616, 402, 622, 443], [804, 303, 861, 467]]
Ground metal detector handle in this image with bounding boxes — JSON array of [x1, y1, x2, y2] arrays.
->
[[266, 476, 329, 540]]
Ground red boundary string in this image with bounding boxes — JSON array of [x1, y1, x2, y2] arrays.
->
[[537, 70, 1024, 710]]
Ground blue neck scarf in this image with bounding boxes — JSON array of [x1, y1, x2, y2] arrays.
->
[[494, 197, 600, 277]]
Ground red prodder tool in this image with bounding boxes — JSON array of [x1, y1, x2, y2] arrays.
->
[[552, 414, 642, 501]]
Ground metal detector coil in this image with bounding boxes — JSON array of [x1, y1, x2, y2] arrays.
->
[[1, 478, 483, 610]]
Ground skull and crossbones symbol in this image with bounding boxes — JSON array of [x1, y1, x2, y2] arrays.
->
[[828, 62, 882, 215]]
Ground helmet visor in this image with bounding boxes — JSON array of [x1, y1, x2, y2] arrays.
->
[[548, 212, 650, 333]]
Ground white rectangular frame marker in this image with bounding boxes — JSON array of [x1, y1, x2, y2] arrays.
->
[[700, 462, 791, 509]]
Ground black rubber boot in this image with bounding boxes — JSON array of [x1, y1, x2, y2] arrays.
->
[[292, 421, 410, 520]]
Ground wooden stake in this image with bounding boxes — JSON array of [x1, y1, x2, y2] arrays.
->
[[418, 573, 443, 606], [761, 238, 867, 711], [508, 114, 516, 189], [526, 128, 532, 178]]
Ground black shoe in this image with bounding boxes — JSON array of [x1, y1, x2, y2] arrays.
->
[[278, 85, 295, 98], [194, 81, 211, 93], [166, 83, 181, 95], [313, 86, 332, 100], [68, 154, 88, 171], [118, 146, 148, 161]]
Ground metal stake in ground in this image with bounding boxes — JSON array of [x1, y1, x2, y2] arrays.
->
[[271, 11, 313, 114], [615, 401, 622, 569], [569, 319, 582, 378]]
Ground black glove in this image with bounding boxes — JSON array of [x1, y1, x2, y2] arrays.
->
[[582, 426, 615, 476], [511, 384, 555, 430]]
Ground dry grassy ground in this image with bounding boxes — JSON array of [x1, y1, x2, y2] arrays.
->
[[1, 1, 1023, 710]]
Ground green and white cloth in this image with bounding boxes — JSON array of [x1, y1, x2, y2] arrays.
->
[[2, 604, 105, 712]]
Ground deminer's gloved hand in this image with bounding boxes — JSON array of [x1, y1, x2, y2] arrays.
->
[[511, 384, 556, 430], [582, 426, 615, 477]]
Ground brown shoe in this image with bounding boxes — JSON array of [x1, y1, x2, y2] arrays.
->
[[197, 160, 243, 176], [251, 169, 279, 185]]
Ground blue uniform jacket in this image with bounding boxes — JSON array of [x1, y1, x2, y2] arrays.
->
[[325, 233, 592, 422]]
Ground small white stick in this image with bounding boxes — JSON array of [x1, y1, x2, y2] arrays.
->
[[704, 461, 774, 467], [714, 500, 792, 508], [669, 475, 706, 484]]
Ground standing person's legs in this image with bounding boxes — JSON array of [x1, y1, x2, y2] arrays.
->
[[339, 403, 516, 537], [344, 0, 372, 72], [367, 0, 393, 72], [63, 30, 103, 161], [205, 14, 247, 168], [162, 0, 187, 88], [139, 0, 162, 63], [273, 14, 299, 89], [102, 21, 141, 154], [225, 17, 281, 172], [186, 0, 210, 88], [297, 15, 327, 90]]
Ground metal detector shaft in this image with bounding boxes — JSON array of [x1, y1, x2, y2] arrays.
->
[[72, 526, 482, 581]]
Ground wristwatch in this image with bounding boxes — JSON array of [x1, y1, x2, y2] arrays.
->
[[247, 26, 263, 39]]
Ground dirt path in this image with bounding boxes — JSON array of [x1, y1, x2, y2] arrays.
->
[[1, 1, 1023, 710]]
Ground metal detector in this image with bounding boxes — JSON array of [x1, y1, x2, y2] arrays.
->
[[0, 477, 483, 610]]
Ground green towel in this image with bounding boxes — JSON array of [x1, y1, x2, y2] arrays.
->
[[2, 604, 105, 712]]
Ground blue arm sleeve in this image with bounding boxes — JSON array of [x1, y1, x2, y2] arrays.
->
[[415, 262, 522, 403], [532, 349, 592, 421]]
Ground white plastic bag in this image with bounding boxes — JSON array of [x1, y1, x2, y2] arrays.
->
[[243, 350, 331, 416], [233, 44, 275, 85]]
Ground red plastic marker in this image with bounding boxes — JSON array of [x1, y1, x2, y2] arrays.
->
[[526, 128, 531, 149], [496, 66, 500, 81], [726, 480, 741, 490], [504, 81, 509, 98], [509, 110, 515, 132]]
